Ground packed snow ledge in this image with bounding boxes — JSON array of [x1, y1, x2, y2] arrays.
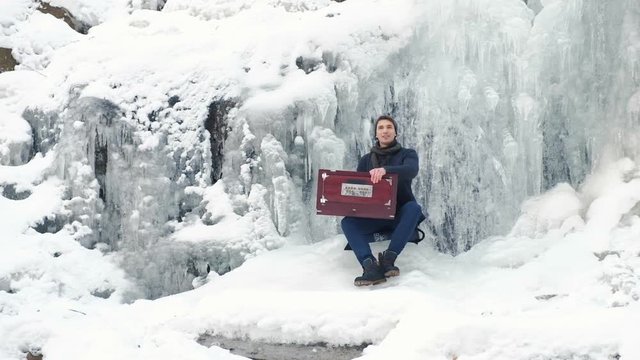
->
[[38, 221, 640, 359]]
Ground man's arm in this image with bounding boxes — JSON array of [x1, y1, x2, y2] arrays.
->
[[356, 154, 368, 172], [383, 149, 419, 180]]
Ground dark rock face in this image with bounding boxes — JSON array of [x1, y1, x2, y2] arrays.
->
[[70, 98, 122, 205], [296, 56, 322, 74], [1, 184, 31, 200], [296, 52, 339, 74], [23, 108, 60, 157], [26, 351, 43, 360], [0, 47, 18, 73], [156, 0, 168, 11], [542, 98, 573, 190], [204, 99, 235, 184], [33, 215, 66, 234], [95, 134, 108, 201], [524, 0, 543, 14], [37, 1, 91, 34], [91, 288, 115, 299], [167, 95, 180, 107]]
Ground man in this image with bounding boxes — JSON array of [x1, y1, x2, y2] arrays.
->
[[341, 115, 425, 286]]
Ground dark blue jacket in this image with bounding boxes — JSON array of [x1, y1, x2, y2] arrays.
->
[[356, 148, 419, 209]]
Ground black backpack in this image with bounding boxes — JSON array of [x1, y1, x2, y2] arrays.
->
[[344, 214, 427, 251]]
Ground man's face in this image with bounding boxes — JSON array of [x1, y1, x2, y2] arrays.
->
[[376, 119, 396, 147]]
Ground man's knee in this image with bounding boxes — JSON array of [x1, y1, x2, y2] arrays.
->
[[401, 201, 422, 215], [341, 216, 354, 232]]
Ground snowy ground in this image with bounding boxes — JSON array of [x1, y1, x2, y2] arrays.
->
[[3, 159, 640, 359], [2, 152, 640, 359], [9, 231, 640, 360]]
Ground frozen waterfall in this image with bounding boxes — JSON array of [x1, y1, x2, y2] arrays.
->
[[2, 0, 639, 297]]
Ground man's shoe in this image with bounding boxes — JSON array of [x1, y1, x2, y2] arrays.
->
[[378, 250, 400, 277], [354, 257, 386, 286]]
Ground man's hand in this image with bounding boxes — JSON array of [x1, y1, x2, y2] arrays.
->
[[369, 167, 386, 184]]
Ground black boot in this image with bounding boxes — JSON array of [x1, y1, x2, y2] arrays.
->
[[378, 250, 400, 277], [354, 257, 386, 286]]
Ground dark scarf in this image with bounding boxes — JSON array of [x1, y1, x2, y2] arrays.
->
[[370, 140, 402, 168]]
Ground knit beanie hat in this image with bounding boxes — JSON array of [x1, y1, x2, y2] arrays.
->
[[374, 115, 398, 133]]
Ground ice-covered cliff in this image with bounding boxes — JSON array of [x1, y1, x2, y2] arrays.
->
[[1, 0, 639, 306]]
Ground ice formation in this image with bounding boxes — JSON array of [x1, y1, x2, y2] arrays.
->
[[1, 0, 639, 300]]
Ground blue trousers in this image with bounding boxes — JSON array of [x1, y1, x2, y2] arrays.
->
[[341, 201, 423, 265]]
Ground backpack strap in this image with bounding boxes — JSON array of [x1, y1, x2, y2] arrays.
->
[[409, 228, 425, 244]]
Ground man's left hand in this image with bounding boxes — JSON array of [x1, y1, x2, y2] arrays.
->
[[370, 167, 386, 184]]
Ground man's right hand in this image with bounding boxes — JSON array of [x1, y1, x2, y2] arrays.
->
[[369, 167, 386, 184]]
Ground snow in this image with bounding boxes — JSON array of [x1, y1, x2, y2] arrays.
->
[[0, 109, 31, 160], [0, 0, 33, 38], [8, 211, 640, 359], [509, 182, 583, 237], [0, 70, 52, 166], [4, 157, 640, 359], [10, 11, 83, 71], [44, 0, 163, 26], [2, 0, 640, 359]]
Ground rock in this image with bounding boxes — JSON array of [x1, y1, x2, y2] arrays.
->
[[26, 351, 42, 360], [205, 99, 235, 184], [594, 251, 621, 261], [0, 48, 18, 73], [1, 184, 32, 200], [91, 288, 115, 299], [37, 1, 90, 34]]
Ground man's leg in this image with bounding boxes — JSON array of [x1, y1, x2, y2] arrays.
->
[[341, 216, 390, 265], [378, 201, 423, 277], [388, 201, 423, 255], [341, 216, 391, 286]]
